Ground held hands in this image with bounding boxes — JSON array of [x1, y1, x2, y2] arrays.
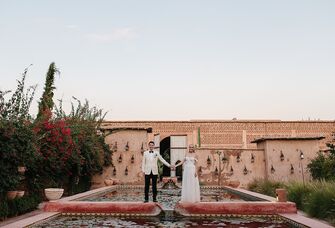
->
[[170, 165, 176, 171]]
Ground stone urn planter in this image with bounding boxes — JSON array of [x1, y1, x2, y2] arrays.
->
[[44, 188, 64, 201], [7, 191, 18, 200], [104, 179, 114, 186], [17, 191, 25, 198]]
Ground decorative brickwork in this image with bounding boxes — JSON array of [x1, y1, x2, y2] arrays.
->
[[102, 120, 335, 149]]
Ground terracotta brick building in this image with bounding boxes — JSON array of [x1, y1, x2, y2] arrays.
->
[[92, 120, 335, 188]]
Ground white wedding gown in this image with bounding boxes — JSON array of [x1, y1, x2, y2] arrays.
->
[[181, 156, 201, 203]]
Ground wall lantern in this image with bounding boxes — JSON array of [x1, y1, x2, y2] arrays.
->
[[214, 167, 219, 176], [198, 166, 202, 176], [113, 142, 118, 152], [113, 167, 116, 176], [125, 167, 128, 176], [125, 142, 129, 151], [243, 166, 248, 175], [236, 154, 241, 163], [251, 154, 255, 163], [280, 151, 285, 161], [118, 154, 122, 163], [300, 150, 304, 160], [207, 156, 211, 165], [271, 165, 275, 173], [230, 166, 234, 175], [290, 164, 294, 174], [131, 155, 135, 163]]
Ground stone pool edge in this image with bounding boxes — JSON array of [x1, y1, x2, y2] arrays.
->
[[0, 186, 117, 228], [43, 201, 162, 216], [175, 201, 297, 215], [222, 186, 333, 228], [2, 185, 333, 228]]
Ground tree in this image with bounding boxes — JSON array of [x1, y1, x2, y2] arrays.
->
[[308, 138, 335, 181], [37, 62, 59, 119]]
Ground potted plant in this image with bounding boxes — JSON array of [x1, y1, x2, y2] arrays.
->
[[17, 165, 26, 175], [44, 188, 64, 201], [16, 191, 25, 198], [44, 181, 64, 201], [6, 178, 20, 200], [7, 191, 18, 200]]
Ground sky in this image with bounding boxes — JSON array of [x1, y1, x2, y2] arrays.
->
[[1, 0, 335, 121]]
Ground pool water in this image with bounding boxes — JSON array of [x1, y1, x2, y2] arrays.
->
[[32, 187, 297, 227], [31, 214, 291, 228], [83, 188, 246, 210]]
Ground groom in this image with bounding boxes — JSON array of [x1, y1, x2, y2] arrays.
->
[[142, 141, 173, 202]]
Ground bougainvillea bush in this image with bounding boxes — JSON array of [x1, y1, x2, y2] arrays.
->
[[33, 110, 79, 188], [0, 120, 37, 194], [0, 68, 38, 197], [0, 63, 112, 202], [54, 99, 112, 194]]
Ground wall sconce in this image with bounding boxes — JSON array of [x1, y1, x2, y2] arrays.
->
[[243, 166, 248, 175], [280, 151, 285, 161], [118, 154, 122, 163], [251, 154, 255, 163], [113, 142, 118, 152], [236, 154, 241, 163], [125, 167, 128, 176], [141, 143, 144, 154], [290, 164, 294, 174], [214, 167, 219, 176], [271, 165, 275, 173], [131, 154, 135, 163], [207, 156, 211, 165], [113, 167, 116, 176], [125, 142, 129, 151], [230, 166, 234, 175], [198, 166, 202, 176], [300, 150, 304, 160]]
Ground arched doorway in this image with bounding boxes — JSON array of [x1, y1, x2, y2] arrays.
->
[[175, 160, 183, 181], [159, 137, 171, 177]]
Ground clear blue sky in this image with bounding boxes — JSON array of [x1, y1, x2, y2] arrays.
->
[[1, 0, 334, 120]]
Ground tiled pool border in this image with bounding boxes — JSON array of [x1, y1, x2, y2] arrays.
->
[[2, 185, 333, 228], [25, 213, 307, 228]]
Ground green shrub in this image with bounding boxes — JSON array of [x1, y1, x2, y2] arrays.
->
[[308, 143, 335, 181], [0, 200, 8, 220], [286, 181, 312, 210], [0, 67, 37, 197], [1, 195, 41, 219], [304, 181, 335, 220], [248, 178, 286, 197], [248, 179, 335, 226]]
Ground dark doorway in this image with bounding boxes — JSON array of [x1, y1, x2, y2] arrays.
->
[[175, 160, 183, 181], [160, 137, 171, 177]]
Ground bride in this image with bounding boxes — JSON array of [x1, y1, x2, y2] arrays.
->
[[175, 144, 200, 203]]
